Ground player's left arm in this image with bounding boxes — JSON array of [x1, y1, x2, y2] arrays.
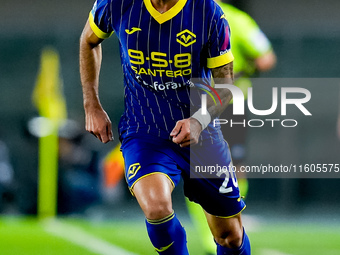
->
[[209, 61, 234, 117], [172, 5, 234, 147], [171, 62, 234, 147]]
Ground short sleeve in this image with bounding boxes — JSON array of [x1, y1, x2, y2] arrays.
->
[[89, 0, 114, 39], [206, 6, 234, 69]]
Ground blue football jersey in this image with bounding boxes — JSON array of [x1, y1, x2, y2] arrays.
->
[[89, 0, 234, 142]]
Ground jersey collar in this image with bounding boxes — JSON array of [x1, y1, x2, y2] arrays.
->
[[144, 0, 188, 24]]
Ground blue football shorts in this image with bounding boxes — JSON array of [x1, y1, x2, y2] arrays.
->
[[121, 134, 246, 217]]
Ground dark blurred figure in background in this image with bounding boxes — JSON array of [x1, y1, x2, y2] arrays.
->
[[0, 139, 16, 214], [26, 117, 102, 215], [57, 119, 102, 215]]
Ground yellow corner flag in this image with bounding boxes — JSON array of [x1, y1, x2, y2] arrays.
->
[[33, 47, 67, 121], [32, 47, 67, 219]]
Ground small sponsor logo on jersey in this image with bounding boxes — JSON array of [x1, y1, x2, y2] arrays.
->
[[125, 27, 142, 34], [176, 29, 196, 47], [219, 49, 230, 56], [128, 163, 141, 179]]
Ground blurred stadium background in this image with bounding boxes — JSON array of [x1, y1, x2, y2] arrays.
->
[[0, 0, 340, 254]]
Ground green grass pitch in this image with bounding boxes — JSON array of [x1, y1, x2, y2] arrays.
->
[[0, 217, 340, 255]]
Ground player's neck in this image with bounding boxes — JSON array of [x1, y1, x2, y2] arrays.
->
[[151, 0, 179, 14]]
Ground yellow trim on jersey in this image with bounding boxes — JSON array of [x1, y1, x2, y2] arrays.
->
[[207, 51, 234, 69], [89, 12, 113, 39], [213, 204, 246, 219], [144, 0, 188, 24], [129, 172, 175, 196]]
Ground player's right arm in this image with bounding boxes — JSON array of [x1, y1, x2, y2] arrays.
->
[[80, 20, 113, 143]]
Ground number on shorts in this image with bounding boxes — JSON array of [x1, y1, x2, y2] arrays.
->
[[217, 162, 238, 194]]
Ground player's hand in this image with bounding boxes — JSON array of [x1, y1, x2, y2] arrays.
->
[[170, 118, 202, 147], [85, 105, 113, 143]]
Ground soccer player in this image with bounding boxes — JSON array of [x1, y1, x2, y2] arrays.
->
[[185, 2, 276, 254], [80, 0, 251, 254]]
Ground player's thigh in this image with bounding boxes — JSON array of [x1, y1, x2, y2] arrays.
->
[[121, 135, 182, 219], [121, 135, 182, 193], [133, 173, 174, 219]]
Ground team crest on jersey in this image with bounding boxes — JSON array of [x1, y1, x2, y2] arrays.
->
[[176, 29, 196, 47], [127, 163, 141, 179]]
